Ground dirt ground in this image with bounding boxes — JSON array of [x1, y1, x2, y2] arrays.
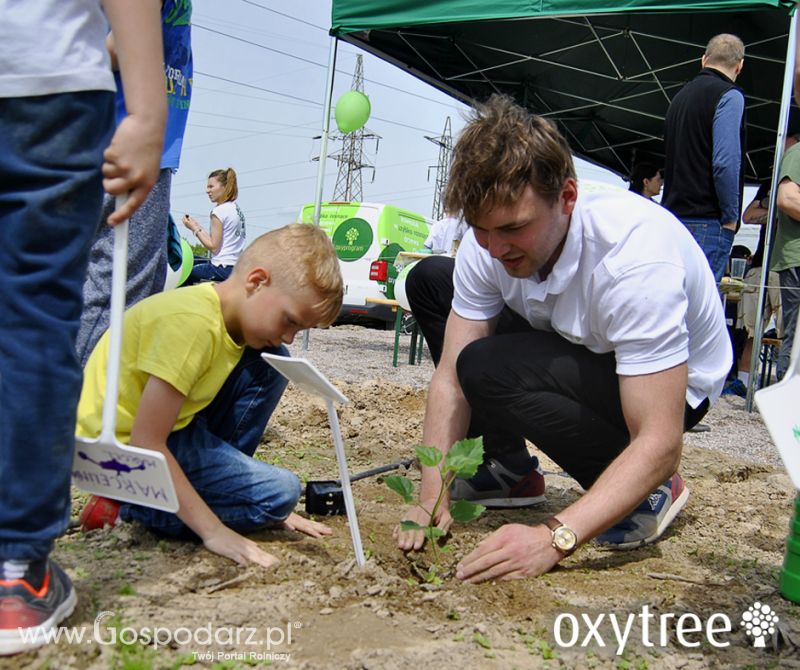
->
[[7, 381, 800, 670]]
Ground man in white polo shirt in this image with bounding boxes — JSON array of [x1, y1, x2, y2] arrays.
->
[[397, 95, 730, 581]]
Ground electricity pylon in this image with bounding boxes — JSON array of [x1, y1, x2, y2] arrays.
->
[[426, 116, 453, 220]]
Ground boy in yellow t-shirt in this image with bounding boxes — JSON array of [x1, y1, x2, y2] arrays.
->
[[77, 224, 343, 569]]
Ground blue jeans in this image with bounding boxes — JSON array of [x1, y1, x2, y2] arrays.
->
[[0, 92, 114, 561], [680, 218, 736, 282], [120, 346, 299, 537], [185, 259, 234, 285]]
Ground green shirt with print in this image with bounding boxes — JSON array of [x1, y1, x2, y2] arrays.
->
[[771, 142, 800, 272]]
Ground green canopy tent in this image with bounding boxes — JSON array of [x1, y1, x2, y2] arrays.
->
[[314, 0, 797, 407], [331, 0, 796, 180]]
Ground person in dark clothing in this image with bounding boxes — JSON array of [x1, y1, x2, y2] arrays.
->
[[663, 33, 746, 282], [628, 162, 663, 201]]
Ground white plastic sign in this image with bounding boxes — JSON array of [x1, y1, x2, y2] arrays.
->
[[261, 353, 365, 566], [755, 315, 800, 489]]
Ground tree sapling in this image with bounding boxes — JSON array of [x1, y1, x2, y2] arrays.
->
[[385, 437, 486, 572]]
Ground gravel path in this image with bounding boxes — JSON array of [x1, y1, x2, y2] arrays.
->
[[287, 324, 783, 469]]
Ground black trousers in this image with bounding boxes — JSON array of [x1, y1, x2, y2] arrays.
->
[[406, 256, 709, 489]]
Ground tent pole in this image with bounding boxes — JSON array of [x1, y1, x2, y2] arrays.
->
[[745, 10, 797, 411], [302, 36, 338, 352]]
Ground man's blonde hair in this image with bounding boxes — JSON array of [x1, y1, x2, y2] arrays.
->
[[704, 34, 745, 68], [445, 94, 576, 223], [235, 224, 343, 327]]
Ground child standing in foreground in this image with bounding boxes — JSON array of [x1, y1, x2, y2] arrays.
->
[[78, 224, 343, 568], [0, 0, 165, 655]]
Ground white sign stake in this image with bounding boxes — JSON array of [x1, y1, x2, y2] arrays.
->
[[756, 314, 800, 488], [261, 353, 366, 567]]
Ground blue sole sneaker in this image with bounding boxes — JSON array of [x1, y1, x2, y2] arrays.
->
[[450, 456, 546, 508], [0, 559, 77, 655], [595, 473, 689, 550]]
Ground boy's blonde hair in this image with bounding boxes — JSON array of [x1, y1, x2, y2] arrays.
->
[[235, 224, 343, 327], [445, 94, 576, 223]]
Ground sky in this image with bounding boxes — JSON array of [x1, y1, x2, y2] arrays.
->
[[173, 0, 758, 251]]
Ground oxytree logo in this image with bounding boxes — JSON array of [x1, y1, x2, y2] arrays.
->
[[740, 602, 779, 647], [553, 602, 781, 655]]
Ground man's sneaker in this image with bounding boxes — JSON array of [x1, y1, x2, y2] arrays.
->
[[450, 456, 546, 508], [596, 473, 689, 550], [0, 559, 77, 655], [78, 496, 120, 531]]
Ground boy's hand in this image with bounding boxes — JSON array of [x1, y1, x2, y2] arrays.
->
[[282, 512, 333, 538], [202, 525, 280, 569], [102, 114, 164, 225]]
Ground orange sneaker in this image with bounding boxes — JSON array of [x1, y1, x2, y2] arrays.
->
[[78, 496, 121, 531]]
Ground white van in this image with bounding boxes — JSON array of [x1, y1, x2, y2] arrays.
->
[[299, 201, 430, 323]]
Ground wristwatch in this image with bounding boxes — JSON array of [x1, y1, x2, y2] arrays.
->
[[544, 516, 578, 556]]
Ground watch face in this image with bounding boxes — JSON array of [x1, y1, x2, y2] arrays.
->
[[553, 526, 577, 552]]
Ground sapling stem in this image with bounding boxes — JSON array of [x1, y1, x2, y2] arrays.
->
[[386, 437, 486, 581]]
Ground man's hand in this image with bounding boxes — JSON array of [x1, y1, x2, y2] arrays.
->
[[394, 499, 453, 552], [103, 114, 164, 225], [202, 524, 280, 569], [456, 523, 562, 583], [282, 512, 332, 538]]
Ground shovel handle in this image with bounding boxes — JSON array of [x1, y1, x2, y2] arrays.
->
[[99, 196, 129, 442]]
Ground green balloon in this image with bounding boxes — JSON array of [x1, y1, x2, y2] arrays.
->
[[177, 237, 194, 286], [335, 90, 371, 133]]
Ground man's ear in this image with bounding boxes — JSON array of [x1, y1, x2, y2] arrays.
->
[[560, 177, 579, 216], [701, 55, 708, 69]]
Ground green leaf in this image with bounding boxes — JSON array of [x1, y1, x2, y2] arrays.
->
[[444, 436, 484, 478], [449, 499, 486, 523], [424, 526, 445, 539], [384, 475, 414, 503], [473, 632, 492, 649], [415, 445, 442, 468], [400, 520, 425, 532]]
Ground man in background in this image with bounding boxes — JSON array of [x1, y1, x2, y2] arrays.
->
[[663, 33, 746, 282]]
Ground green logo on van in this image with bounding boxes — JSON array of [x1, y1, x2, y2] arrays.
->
[[332, 217, 373, 261]]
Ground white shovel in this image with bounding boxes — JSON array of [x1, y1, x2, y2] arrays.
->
[[755, 314, 800, 489], [73, 196, 178, 512]]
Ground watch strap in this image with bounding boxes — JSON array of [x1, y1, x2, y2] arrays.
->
[[543, 516, 563, 531]]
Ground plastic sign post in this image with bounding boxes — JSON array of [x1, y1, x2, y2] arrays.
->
[[261, 353, 366, 567]]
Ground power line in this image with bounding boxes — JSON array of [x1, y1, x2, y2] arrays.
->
[[192, 22, 466, 111], [238, 0, 326, 31], [193, 70, 448, 135]]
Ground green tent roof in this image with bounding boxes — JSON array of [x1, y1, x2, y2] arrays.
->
[[332, 0, 797, 181]]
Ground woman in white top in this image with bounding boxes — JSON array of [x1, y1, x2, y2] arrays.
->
[[182, 167, 246, 283]]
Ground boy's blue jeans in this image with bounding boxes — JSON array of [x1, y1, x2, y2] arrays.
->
[[120, 346, 299, 537], [680, 217, 736, 282], [0, 91, 114, 561]]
